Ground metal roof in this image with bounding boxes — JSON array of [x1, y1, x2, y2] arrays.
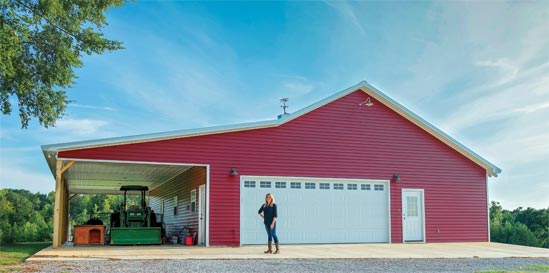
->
[[42, 80, 501, 179]]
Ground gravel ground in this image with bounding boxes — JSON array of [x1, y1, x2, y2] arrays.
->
[[12, 258, 549, 273]]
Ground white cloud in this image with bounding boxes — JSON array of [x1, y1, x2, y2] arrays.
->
[[474, 58, 519, 87], [384, 1, 549, 209], [489, 168, 549, 209], [277, 74, 309, 82], [512, 101, 549, 114], [283, 82, 314, 95], [54, 118, 109, 136], [98, 25, 254, 129], [323, 1, 365, 34], [70, 104, 115, 111], [0, 128, 10, 141], [108, 64, 230, 128], [0, 147, 54, 194], [0, 162, 54, 194], [443, 65, 549, 134]]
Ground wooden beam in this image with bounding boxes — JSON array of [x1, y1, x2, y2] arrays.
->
[[63, 186, 69, 243], [60, 161, 75, 174], [53, 160, 70, 248], [53, 160, 62, 248]]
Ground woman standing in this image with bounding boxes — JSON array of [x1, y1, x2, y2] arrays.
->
[[258, 193, 279, 254]]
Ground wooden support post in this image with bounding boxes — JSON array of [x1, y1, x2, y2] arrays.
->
[[62, 185, 68, 243], [53, 160, 63, 248], [61, 178, 65, 244], [66, 190, 70, 243], [53, 160, 75, 248]]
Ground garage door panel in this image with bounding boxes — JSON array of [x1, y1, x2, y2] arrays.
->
[[241, 176, 390, 244]]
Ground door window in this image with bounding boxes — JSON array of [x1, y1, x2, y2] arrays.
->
[[406, 196, 418, 216]]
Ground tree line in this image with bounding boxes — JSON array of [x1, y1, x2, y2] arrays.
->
[[1, 188, 547, 248], [489, 201, 548, 248], [0, 189, 122, 243]]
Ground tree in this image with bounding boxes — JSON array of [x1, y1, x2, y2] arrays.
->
[[0, 189, 129, 243], [0, 0, 125, 128], [489, 201, 548, 248], [0, 189, 54, 243], [512, 206, 549, 248]]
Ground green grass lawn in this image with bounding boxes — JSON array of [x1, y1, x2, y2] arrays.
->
[[475, 265, 549, 273], [0, 242, 50, 266]]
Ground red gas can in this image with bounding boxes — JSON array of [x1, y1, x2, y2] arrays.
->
[[185, 235, 193, 246]]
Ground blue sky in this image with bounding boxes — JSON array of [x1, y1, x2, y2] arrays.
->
[[1, 1, 548, 209]]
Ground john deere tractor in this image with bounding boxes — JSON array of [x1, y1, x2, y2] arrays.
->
[[110, 186, 161, 245]]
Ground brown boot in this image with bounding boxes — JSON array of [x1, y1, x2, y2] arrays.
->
[[273, 242, 280, 254], [264, 241, 272, 254]]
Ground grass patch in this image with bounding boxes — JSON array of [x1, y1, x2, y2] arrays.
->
[[475, 265, 549, 273], [0, 242, 50, 266], [523, 265, 549, 272]]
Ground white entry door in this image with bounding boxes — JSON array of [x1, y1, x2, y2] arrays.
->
[[402, 189, 425, 242], [240, 176, 391, 245], [198, 184, 206, 245]]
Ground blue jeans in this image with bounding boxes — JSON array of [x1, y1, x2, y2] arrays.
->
[[264, 223, 279, 243]]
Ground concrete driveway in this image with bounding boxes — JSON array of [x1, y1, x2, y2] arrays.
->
[[27, 242, 549, 261]]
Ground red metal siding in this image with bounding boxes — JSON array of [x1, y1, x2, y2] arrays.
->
[[59, 90, 488, 245]]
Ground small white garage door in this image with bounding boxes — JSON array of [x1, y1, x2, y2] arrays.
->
[[240, 176, 391, 245]]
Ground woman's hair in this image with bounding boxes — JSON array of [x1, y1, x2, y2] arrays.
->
[[265, 193, 275, 207]]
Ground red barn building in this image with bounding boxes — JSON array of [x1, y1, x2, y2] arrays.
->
[[43, 81, 501, 248]]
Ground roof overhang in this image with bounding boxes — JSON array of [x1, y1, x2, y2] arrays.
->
[[42, 80, 501, 185], [51, 159, 196, 195]]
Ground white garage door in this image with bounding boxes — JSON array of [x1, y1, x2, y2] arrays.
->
[[240, 176, 390, 245]]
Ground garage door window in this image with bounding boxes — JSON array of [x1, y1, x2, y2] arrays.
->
[[290, 182, 301, 189], [305, 182, 316, 189], [260, 181, 271, 188], [374, 184, 384, 191], [334, 183, 344, 190], [319, 183, 330, 189], [347, 184, 358, 190], [275, 182, 286, 188], [244, 181, 256, 188], [361, 184, 371, 190]]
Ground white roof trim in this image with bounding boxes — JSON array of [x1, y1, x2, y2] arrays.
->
[[42, 80, 501, 177]]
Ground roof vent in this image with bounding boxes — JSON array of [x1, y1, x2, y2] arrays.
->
[[278, 98, 290, 119]]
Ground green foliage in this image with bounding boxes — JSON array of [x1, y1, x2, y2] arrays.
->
[[490, 201, 549, 248], [491, 221, 539, 247], [0, 0, 125, 128], [69, 193, 123, 229], [0, 189, 54, 243], [0, 188, 125, 243]]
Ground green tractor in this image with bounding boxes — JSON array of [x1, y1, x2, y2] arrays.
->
[[110, 186, 162, 245]]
